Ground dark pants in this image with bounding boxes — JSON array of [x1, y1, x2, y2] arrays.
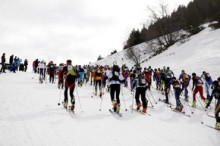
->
[[64, 83, 75, 104], [165, 85, 170, 102], [135, 87, 147, 108], [174, 88, 182, 106], [95, 80, 102, 91], [24, 65, 27, 72], [215, 100, 220, 122], [50, 75, 54, 83], [110, 84, 120, 104], [0, 63, 5, 72]]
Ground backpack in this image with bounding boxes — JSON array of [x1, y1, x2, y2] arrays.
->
[[205, 73, 211, 82], [110, 70, 120, 81], [183, 74, 190, 82], [139, 77, 146, 86]]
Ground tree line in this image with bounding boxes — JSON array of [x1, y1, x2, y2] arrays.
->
[[124, 0, 220, 50]]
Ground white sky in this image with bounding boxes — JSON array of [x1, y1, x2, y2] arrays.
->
[[0, 0, 192, 65]]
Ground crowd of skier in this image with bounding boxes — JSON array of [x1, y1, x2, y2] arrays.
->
[[0, 53, 28, 73], [29, 59, 220, 130]]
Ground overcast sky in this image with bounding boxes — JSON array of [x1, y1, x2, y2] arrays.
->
[[0, 0, 192, 65]]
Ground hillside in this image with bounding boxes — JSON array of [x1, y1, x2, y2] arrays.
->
[[94, 24, 220, 79]]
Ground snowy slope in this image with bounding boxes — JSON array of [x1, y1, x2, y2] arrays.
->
[[94, 25, 220, 79], [0, 71, 220, 146]]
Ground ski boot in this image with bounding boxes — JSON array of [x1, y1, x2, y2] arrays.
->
[[142, 108, 147, 113], [185, 96, 189, 102], [216, 122, 220, 130], [70, 104, 75, 111], [64, 101, 68, 109], [137, 103, 142, 111], [116, 104, 120, 114], [99, 92, 103, 98], [94, 90, 97, 96], [112, 100, 117, 112], [175, 104, 183, 112], [192, 101, 196, 108], [205, 98, 209, 105]]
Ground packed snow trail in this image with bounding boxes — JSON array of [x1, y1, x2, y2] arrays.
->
[[0, 72, 220, 146]]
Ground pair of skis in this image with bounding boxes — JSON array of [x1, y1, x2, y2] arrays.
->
[[158, 98, 191, 117], [201, 122, 220, 131], [109, 109, 122, 117]]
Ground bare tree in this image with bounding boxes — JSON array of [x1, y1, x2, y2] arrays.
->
[[148, 2, 181, 49], [125, 46, 141, 66]]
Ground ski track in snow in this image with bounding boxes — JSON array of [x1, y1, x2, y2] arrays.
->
[[0, 72, 220, 146]]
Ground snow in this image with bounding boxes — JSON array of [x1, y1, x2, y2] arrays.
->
[[0, 71, 220, 146], [1, 26, 220, 146], [94, 26, 220, 79]]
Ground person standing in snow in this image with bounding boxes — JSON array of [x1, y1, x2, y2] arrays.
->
[[179, 70, 191, 102], [0, 53, 6, 73], [58, 63, 64, 89], [191, 73, 207, 107], [93, 66, 103, 97], [143, 68, 152, 90], [47, 61, 56, 83], [9, 54, 14, 65], [171, 77, 183, 112], [24, 59, 28, 72], [107, 64, 125, 113], [163, 75, 172, 104], [207, 81, 220, 130], [133, 72, 148, 113], [62, 60, 79, 111], [201, 71, 213, 99], [38, 60, 46, 83]]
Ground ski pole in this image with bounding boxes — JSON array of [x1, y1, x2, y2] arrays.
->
[[196, 95, 207, 112], [32, 74, 37, 79], [99, 97, 103, 111], [182, 99, 194, 114], [58, 87, 62, 106], [148, 90, 157, 104], [131, 89, 135, 113], [76, 85, 83, 112], [121, 85, 128, 111], [146, 91, 154, 108]]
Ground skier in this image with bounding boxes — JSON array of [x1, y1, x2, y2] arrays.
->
[[143, 68, 152, 90], [58, 63, 64, 89], [191, 73, 207, 107], [94, 67, 103, 97], [24, 59, 28, 72], [38, 60, 46, 83], [153, 68, 160, 90], [171, 77, 183, 112], [163, 75, 172, 103], [179, 70, 191, 102], [62, 60, 79, 110], [133, 73, 148, 113], [47, 61, 56, 83], [129, 70, 136, 91], [9, 54, 14, 65], [78, 65, 84, 86], [107, 64, 125, 113], [207, 81, 220, 130], [201, 71, 213, 99], [166, 67, 175, 78]]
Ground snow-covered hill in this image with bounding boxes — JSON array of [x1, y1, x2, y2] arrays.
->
[[94, 25, 220, 79]]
